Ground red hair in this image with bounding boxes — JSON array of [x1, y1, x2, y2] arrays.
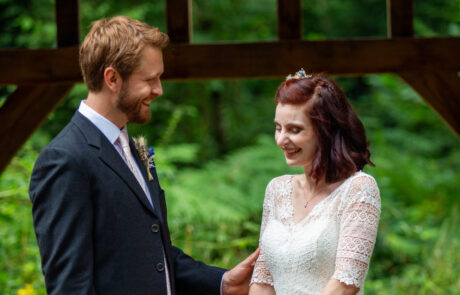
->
[[275, 74, 374, 183]]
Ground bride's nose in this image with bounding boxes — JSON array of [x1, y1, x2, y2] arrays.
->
[[276, 130, 289, 148]]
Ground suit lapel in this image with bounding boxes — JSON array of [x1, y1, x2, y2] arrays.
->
[[71, 112, 158, 217]]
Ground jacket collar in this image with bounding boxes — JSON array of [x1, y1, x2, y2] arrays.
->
[[70, 112, 162, 220]]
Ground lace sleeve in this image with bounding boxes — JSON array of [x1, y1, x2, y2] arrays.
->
[[250, 179, 275, 286], [333, 174, 381, 288]]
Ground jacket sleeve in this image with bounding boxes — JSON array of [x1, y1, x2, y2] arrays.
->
[[172, 245, 226, 295], [29, 147, 96, 295]]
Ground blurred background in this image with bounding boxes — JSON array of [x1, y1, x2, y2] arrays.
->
[[0, 0, 459, 294]]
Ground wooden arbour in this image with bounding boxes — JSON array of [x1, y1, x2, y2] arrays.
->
[[0, 0, 459, 174]]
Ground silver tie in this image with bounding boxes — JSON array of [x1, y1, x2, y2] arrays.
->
[[118, 129, 148, 196]]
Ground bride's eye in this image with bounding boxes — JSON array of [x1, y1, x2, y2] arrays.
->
[[275, 125, 281, 132]]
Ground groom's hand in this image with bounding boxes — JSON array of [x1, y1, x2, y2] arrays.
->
[[222, 248, 260, 295]]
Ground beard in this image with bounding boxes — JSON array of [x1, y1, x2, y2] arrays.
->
[[116, 82, 152, 124]]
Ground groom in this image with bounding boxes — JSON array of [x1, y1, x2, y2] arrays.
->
[[29, 16, 258, 295]]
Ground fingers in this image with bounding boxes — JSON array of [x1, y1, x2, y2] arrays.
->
[[241, 248, 260, 267]]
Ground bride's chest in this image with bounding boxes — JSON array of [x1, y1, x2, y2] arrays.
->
[[260, 187, 344, 267], [261, 215, 339, 259]]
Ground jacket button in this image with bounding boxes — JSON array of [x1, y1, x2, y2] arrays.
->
[[156, 262, 165, 272], [151, 224, 160, 233]]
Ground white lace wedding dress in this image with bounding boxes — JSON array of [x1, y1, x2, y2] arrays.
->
[[250, 171, 380, 295]]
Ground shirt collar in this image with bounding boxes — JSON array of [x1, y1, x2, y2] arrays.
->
[[78, 100, 123, 144]]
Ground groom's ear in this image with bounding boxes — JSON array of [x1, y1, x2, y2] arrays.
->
[[104, 67, 122, 93]]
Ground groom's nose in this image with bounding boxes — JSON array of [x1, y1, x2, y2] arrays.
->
[[152, 79, 163, 97]]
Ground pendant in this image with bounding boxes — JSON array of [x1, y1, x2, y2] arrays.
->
[[304, 201, 308, 208]]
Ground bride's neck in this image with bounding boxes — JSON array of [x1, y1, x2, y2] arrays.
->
[[301, 172, 327, 195]]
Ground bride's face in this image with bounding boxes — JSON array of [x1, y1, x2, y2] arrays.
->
[[274, 103, 318, 168]]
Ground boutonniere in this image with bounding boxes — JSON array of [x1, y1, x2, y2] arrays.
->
[[133, 136, 155, 181]]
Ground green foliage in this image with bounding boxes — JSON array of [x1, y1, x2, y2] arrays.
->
[[0, 0, 55, 48], [366, 208, 460, 295], [0, 144, 45, 295], [192, 0, 277, 42], [1, 0, 460, 294], [302, 0, 387, 39]]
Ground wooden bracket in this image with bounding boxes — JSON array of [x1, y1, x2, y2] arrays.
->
[[399, 70, 460, 137], [0, 84, 74, 173]]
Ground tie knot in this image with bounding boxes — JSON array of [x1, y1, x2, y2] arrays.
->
[[119, 129, 130, 149]]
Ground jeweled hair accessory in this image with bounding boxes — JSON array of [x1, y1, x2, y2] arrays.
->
[[285, 68, 312, 81]]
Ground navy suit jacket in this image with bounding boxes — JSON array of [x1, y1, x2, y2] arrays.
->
[[29, 112, 225, 295]]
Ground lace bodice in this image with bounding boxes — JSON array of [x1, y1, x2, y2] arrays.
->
[[250, 171, 380, 295]]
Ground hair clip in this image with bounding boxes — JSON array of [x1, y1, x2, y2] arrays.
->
[[285, 68, 312, 81]]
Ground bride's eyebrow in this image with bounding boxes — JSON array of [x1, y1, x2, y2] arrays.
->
[[285, 123, 303, 129]]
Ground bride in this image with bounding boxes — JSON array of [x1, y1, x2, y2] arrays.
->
[[249, 70, 381, 295]]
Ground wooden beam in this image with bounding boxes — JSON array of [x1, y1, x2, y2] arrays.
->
[[161, 38, 460, 79], [166, 0, 191, 43], [387, 0, 414, 37], [277, 0, 301, 40], [1, 37, 460, 84], [399, 71, 460, 137], [56, 0, 80, 46], [0, 47, 80, 85], [0, 84, 74, 174]]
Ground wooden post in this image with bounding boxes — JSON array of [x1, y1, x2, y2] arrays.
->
[[277, 0, 301, 40], [166, 0, 192, 43], [387, 0, 414, 37], [56, 0, 81, 46]]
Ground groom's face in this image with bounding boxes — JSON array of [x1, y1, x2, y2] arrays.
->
[[116, 45, 164, 124]]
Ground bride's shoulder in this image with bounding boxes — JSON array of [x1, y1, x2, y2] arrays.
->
[[267, 174, 293, 185], [265, 174, 295, 192], [341, 171, 381, 208], [347, 171, 379, 189]]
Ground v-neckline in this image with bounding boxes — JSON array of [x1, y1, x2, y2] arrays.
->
[[287, 173, 355, 227]]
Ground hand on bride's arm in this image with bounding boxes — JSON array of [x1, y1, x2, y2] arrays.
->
[[321, 279, 359, 295], [222, 248, 261, 295], [248, 283, 275, 295]]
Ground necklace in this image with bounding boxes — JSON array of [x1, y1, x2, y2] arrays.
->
[[303, 191, 321, 208], [303, 185, 329, 208], [297, 176, 327, 209], [303, 196, 313, 208]]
